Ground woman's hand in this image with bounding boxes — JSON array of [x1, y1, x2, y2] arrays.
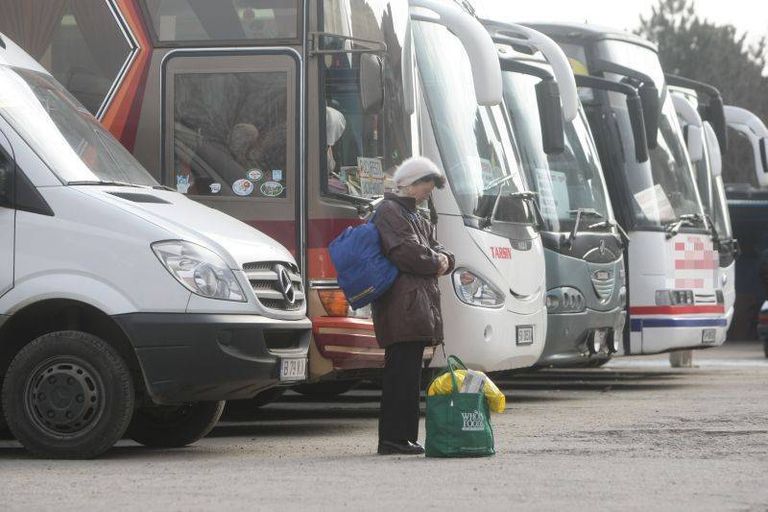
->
[[437, 253, 450, 276]]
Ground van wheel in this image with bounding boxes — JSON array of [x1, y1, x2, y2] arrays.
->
[[127, 401, 224, 448], [1, 331, 135, 459]]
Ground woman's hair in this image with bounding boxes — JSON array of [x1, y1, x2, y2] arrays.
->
[[411, 173, 446, 189]]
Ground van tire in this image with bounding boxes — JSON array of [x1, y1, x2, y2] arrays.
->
[[127, 401, 225, 448], [1, 331, 135, 459]]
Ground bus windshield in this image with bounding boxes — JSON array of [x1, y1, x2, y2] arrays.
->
[[501, 68, 614, 233], [413, 21, 534, 226], [320, 0, 413, 199], [0, 66, 158, 187], [598, 40, 705, 228]]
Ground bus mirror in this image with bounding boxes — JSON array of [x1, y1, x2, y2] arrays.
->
[[638, 82, 659, 149], [535, 79, 565, 154], [685, 124, 704, 162], [360, 54, 384, 114], [706, 95, 729, 154], [760, 138, 768, 181], [626, 94, 649, 163]]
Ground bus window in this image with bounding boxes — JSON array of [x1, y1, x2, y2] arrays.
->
[[0, 0, 133, 116], [172, 71, 289, 198], [142, 0, 299, 43]]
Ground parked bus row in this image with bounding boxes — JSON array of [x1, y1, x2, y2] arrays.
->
[[0, 0, 766, 458]]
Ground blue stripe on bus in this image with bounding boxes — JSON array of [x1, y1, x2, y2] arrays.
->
[[630, 318, 728, 332]]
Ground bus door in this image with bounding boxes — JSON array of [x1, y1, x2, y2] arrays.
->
[[162, 50, 302, 257]]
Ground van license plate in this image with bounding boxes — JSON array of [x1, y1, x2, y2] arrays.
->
[[702, 329, 717, 344], [516, 325, 534, 346], [280, 357, 307, 381]]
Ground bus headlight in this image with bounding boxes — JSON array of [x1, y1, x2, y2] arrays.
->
[[655, 289, 694, 306], [452, 269, 504, 308], [546, 287, 586, 313]]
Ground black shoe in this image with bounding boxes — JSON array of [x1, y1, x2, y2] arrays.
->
[[377, 440, 425, 455]]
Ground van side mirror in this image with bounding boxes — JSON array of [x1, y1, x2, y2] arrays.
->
[[761, 138, 768, 178], [638, 82, 659, 149], [684, 124, 704, 162], [535, 79, 565, 154], [360, 53, 384, 114]]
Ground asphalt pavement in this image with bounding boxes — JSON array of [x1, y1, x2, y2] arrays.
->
[[1, 341, 766, 512]]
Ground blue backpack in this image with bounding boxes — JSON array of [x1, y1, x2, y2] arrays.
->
[[329, 210, 399, 310]]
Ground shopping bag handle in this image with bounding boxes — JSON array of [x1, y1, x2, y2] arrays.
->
[[446, 355, 469, 394]]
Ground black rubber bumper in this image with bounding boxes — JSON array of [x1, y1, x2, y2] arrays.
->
[[114, 313, 311, 405]]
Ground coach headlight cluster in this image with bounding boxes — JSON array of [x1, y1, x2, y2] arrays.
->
[[546, 287, 586, 314], [655, 289, 694, 306], [452, 269, 504, 308]]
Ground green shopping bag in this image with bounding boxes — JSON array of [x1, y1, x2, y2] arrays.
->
[[425, 355, 495, 458]]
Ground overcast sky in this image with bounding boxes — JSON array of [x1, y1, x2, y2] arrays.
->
[[472, 0, 768, 43]]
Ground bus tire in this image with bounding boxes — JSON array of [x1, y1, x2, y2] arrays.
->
[[127, 400, 225, 448], [1, 331, 135, 459]]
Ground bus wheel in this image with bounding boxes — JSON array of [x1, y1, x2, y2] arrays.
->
[[127, 401, 224, 448], [763, 339, 768, 359], [1, 331, 135, 459]]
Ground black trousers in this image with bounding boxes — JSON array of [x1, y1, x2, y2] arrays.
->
[[379, 341, 427, 443]]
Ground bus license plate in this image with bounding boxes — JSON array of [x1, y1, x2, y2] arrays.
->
[[516, 325, 534, 345], [280, 357, 307, 381], [702, 329, 717, 344]]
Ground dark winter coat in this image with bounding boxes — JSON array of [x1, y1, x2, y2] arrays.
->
[[371, 193, 455, 348]]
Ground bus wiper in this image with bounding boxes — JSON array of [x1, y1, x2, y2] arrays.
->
[[479, 190, 539, 229], [568, 208, 604, 248], [702, 213, 720, 245], [482, 173, 517, 193], [663, 213, 703, 239], [588, 219, 630, 246]]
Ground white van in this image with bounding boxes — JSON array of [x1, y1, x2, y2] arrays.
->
[[0, 34, 311, 458]]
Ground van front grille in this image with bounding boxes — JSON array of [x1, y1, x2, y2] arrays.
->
[[243, 262, 305, 312]]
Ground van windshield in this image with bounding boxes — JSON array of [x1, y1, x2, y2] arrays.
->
[[0, 66, 158, 187]]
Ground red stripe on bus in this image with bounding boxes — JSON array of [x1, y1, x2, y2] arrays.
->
[[630, 305, 725, 315]]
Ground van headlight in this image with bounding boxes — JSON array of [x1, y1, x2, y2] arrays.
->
[[452, 269, 504, 308], [546, 287, 586, 313], [152, 241, 246, 302]]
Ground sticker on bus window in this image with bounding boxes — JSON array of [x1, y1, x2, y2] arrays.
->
[[358, 157, 383, 178], [176, 175, 191, 194], [209, 183, 222, 194], [232, 179, 255, 196], [260, 181, 285, 197], [360, 176, 385, 198], [247, 169, 263, 181], [271, 169, 283, 182]]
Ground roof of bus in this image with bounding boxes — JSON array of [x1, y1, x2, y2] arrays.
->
[[0, 32, 51, 75], [522, 22, 658, 53]]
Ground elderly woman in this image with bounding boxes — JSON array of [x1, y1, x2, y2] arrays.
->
[[372, 157, 455, 455]]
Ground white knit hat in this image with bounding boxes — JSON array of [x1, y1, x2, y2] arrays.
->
[[393, 156, 444, 188]]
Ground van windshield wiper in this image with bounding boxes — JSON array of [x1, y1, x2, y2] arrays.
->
[[664, 213, 704, 239], [568, 208, 604, 247], [68, 180, 146, 188]]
